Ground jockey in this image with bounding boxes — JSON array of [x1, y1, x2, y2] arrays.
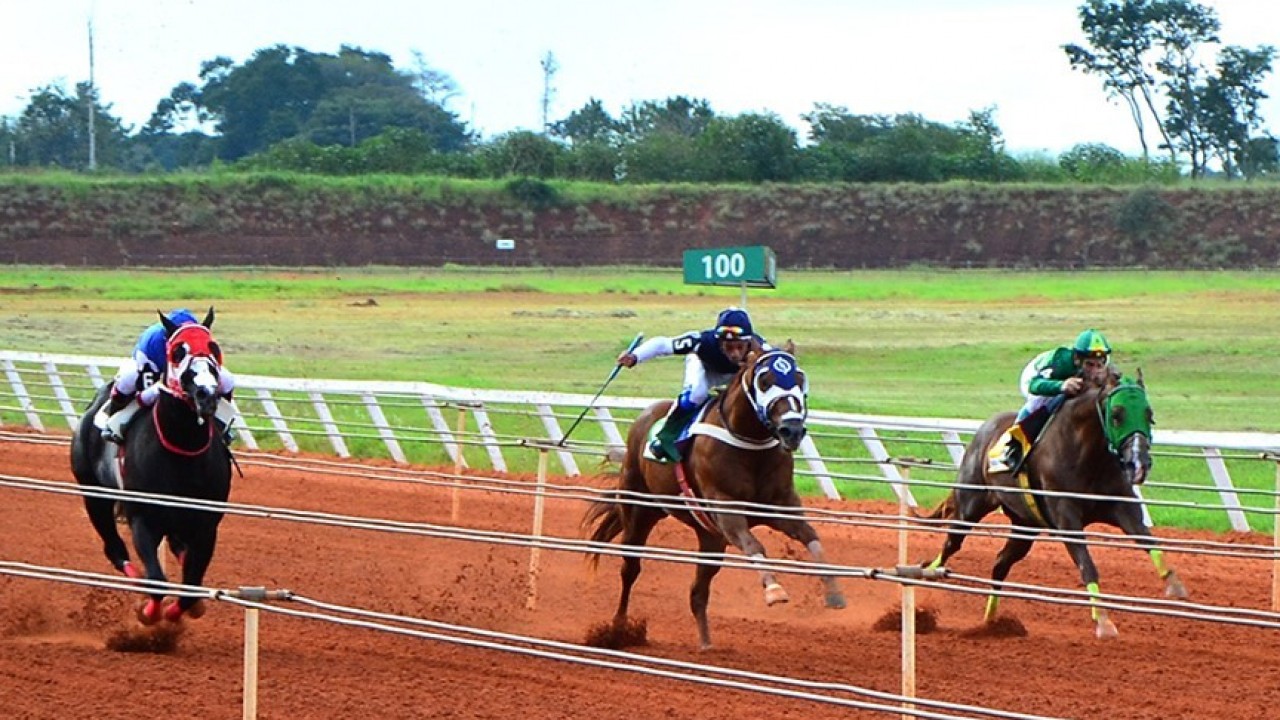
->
[[988, 328, 1112, 473], [617, 306, 764, 463], [94, 308, 238, 443]]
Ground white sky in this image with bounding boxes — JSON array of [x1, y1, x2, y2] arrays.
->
[[2, 0, 1278, 156]]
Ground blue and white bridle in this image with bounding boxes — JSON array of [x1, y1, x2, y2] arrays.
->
[[742, 350, 809, 432]]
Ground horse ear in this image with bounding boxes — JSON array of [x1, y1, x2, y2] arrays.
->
[[158, 310, 179, 337], [782, 338, 797, 355], [203, 306, 216, 329], [1136, 367, 1145, 388]]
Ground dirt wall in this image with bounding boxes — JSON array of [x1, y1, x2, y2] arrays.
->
[[3, 181, 1278, 268]]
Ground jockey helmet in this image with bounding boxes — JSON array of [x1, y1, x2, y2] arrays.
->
[[714, 307, 754, 341], [1073, 329, 1111, 359], [166, 308, 199, 327]]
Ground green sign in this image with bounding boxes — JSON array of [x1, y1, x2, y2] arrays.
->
[[682, 245, 777, 288]]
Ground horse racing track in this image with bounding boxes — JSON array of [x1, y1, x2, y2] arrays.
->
[[1, 436, 1278, 720]]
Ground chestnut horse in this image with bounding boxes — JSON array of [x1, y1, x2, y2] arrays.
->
[[584, 344, 845, 649], [920, 368, 1187, 638], [70, 310, 232, 624]]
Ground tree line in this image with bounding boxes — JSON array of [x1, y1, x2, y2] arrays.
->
[[0, 0, 1274, 183]]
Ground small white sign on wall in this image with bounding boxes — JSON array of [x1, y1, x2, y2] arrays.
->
[[495, 239, 516, 250]]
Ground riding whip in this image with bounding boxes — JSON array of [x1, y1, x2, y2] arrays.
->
[[558, 332, 644, 446]]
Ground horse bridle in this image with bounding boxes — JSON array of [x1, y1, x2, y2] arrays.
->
[[1094, 382, 1151, 459], [741, 350, 808, 434]]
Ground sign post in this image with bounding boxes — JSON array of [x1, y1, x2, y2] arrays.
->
[[681, 245, 777, 307]]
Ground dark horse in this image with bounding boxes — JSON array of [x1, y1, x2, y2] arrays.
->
[[584, 343, 846, 649], [70, 309, 232, 624], [920, 367, 1187, 638]]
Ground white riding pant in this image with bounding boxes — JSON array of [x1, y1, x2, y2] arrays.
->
[[680, 355, 735, 409]]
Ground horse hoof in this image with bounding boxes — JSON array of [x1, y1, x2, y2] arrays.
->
[[1095, 619, 1119, 639], [162, 600, 184, 623], [764, 583, 790, 606], [1165, 574, 1189, 599], [825, 592, 847, 610], [137, 600, 163, 626], [186, 599, 208, 620], [121, 562, 143, 580]]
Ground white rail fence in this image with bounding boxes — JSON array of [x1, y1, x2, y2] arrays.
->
[[3, 350, 1278, 532]]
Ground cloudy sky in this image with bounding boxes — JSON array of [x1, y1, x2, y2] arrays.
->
[[3, 0, 1277, 155]]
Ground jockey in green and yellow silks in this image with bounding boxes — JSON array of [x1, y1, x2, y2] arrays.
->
[[988, 329, 1113, 473]]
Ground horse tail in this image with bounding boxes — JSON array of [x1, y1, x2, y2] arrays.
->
[[582, 488, 626, 572], [911, 491, 958, 521]]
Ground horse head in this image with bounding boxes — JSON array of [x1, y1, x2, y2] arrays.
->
[[1097, 368, 1154, 485], [159, 308, 224, 420], [740, 347, 809, 451]]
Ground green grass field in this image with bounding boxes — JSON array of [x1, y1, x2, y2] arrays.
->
[[1, 265, 1276, 533]]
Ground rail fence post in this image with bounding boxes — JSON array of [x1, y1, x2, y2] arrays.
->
[[897, 461, 916, 719], [1268, 452, 1280, 612], [526, 446, 550, 610]]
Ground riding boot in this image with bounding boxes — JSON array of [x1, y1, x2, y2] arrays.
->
[[649, 402, 699, 463], [93, 390, 134, 432], [101, 396, 143, 444], [214, 397, 240, 445], [988, 422, 1030, 473]]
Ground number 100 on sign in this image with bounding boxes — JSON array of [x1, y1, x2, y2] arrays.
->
[[682, 246, 777, 288]]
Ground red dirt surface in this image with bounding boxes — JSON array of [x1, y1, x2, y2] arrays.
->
[[2, 436, 1278, 720]]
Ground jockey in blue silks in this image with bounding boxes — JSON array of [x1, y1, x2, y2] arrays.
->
[[616, 307, 765, 462], [94, 308, 238, 443]]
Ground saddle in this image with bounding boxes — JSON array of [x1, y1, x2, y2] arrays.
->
[[642, 402, 713, 463]]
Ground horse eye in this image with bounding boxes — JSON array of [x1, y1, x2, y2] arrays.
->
[[170, 345, 187, 363], [1147, 409, 1155, 425], [209, 341, 222, 362], [1111, 407, 1125, 425]]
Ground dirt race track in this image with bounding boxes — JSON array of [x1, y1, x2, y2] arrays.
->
[[2, 435, 1278, 720]]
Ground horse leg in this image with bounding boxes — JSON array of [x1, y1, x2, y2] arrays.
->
[[690, 529, 728, 650], [1110, 502, 1188, 599], [762, 514, 845, 609], [714, 513, 788, 606], [983, 529, 1036, 622], [927, 488, 999, 570], [82, 495, 138, 578], [128, 516, 168, 625], [1052, 513, 1117, 639], [164, 524, 218, 622], [612, 506, 664, 627]]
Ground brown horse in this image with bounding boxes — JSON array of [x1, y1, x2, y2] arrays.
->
[[583, 344, 846, 649], [920, 367, 1188, 638]]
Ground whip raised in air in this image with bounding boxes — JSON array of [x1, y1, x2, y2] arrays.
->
[[558, 332, 644, 446]]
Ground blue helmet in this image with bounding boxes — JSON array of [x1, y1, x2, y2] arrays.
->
[[166, 308, 199, 326], [714, 307, 754, 340]]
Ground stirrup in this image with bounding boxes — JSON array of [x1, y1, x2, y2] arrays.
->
[[645, 436, 679, 463]]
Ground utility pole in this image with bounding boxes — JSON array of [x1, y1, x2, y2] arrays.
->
[[87, 18, 97, 171], [539, 51, 558, 133]]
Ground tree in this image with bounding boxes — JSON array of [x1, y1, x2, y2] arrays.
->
[[619, 96, 714, 140], [1149, 0, 1220, 175], [409, 50, 460, 108], [1065, 0, 1274, 177], [12, 82, 128, 168], [478, 131, 563, 178], [1190, 45, 1276, 178], [153, 44, 470, 161], [549, 98, 620, 144], [1064, 0, 1174, 160], [798, 105, 1012, 182], [695, 112, 799, 183]]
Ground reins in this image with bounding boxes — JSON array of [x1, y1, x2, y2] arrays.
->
[[152, 386, 215, 457]]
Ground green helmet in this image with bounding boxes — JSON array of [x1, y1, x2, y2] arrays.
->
[[1073, 329, 1111, 359]]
